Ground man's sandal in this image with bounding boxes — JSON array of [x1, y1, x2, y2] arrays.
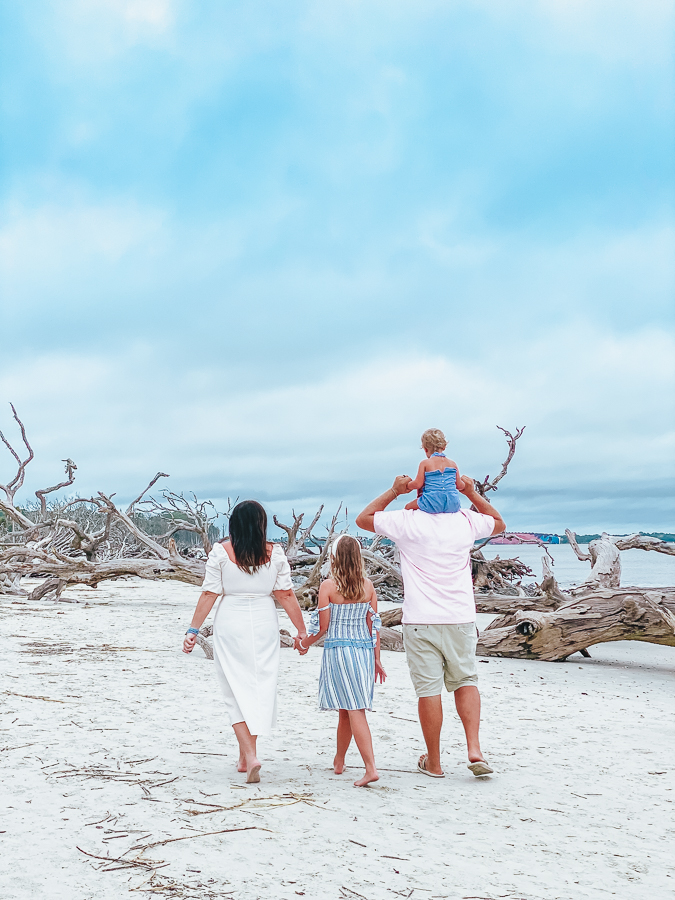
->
[[417, 754, 445, 778], [467, 759, 494, 776]]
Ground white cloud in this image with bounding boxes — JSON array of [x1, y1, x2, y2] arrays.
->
[[1, 325, 672, 532], [49, 0, 175, 64]]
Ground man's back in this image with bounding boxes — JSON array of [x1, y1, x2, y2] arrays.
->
[[373, 508, 494, 624]]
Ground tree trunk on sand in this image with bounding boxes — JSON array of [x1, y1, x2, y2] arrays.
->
[[476, 587, 675, 661]]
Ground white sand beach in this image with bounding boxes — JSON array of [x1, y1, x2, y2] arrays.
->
[[1, 578, 673, 900]]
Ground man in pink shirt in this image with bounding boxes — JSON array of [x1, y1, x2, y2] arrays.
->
[[356, 473, 505, 778]]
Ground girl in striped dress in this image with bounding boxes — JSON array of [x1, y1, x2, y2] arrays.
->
[[298, 534, 386, 787]]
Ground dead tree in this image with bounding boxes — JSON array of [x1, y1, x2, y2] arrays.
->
[[273, 507, 324, 561], [477, 584, 675, 661], [473, 426, 525, 498], [136, 490, 223, 556], [566, 529, 675, 589]]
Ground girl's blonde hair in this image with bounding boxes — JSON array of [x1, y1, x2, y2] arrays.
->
[[330, 535, 366, 603], [421, 428, 447, 452]]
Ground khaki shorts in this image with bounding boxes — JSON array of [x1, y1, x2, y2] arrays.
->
[[403, 623, 478, 696]]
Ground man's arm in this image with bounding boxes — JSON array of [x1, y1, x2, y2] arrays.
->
[[459, 475, 506, 535], [355, 475, 413, 533]]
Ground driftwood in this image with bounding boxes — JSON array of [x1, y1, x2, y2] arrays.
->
[[477, 586, 675, 661], [566, 529, 675, 589], [0, 412, 528, 610], [3, 405, 674, 665]]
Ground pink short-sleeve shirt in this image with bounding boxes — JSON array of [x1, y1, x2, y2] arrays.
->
[[373, 509, 494, 624]]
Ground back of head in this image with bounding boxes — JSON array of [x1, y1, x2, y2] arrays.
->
[[331, 535, 366, 602], [421, 428, 447, 453], [229, 500, 268, 574]]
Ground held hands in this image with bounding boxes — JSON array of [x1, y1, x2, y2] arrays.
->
[[375, 660, 387, 683], [392, 475, 413, 497], [182, 633, 197, 654], [294, 633, 309, 655], [458, 474, 477, 496]]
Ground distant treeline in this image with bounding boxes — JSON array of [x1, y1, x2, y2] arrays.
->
[[564, 532, 675, 543]]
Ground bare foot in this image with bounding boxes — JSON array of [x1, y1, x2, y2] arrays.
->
[[237, 756, 246, 773], [334, 756, 346, 775], [246, 758, 262, 784], [354, 770, 379, 787]]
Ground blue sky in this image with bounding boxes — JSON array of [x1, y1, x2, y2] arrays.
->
[[1, 0, 673, 534]]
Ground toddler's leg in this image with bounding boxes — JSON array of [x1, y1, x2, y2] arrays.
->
[[334, 709, 352, 774], [404, 498, 420, 511], [347, 709, 379, 787]]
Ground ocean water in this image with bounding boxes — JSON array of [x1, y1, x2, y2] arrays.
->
[[481, 542, 675, 589]]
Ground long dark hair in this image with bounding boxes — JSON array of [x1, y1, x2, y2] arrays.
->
[[228, 500, 269, 574]]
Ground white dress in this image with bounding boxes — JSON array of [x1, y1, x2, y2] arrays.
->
[[201, 542, 293, 735]]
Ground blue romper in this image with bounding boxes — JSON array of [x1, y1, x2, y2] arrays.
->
[[309, 602, 382, 711], [418, 452, 461, 514]]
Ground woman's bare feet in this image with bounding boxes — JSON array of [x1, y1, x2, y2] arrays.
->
[[237, 756, 247, 773], [333, 756, 346, 774], [354, 769, 379, 787], [246, 757, 262, 783]]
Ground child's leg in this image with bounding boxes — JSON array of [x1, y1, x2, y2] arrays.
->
[[404, 498, 420, 511], [346, 709, 379, 787], [334, 709, 352, 774]]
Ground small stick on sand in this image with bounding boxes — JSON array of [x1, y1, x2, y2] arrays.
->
[[180, 751, 228, 757], [3, 691, 66, 703], [76, 847, 164, 870], [139, 825, 271, 850]]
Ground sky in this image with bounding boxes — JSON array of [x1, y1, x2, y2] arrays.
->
[[0, 0, 674, 535]]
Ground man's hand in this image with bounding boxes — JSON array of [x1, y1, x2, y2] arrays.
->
[[457, 474, 506, 535], [458, 474, 476, 495], [356, 477, 411, 532], [393, 475, 412, 496]]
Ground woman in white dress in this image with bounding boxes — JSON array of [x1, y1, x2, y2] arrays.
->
[[182, 500, 307, 783]]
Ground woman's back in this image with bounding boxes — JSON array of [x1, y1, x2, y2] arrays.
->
[[204, 541, 288, 597]]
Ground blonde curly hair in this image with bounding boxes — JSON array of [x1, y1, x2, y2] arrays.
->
[[421, 428, 447, 453]]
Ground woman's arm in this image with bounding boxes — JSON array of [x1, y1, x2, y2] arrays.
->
[[182, 591, 220, 653], [273, 588, 308, 644], [298, 581, 332, 653]]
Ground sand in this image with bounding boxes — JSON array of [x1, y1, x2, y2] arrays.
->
[[1, 578, 673, 900]]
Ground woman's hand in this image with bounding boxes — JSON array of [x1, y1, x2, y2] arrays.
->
[[183, 633, 197, 654], [294, 633, 309, 655], [375, 660, 387, 683]]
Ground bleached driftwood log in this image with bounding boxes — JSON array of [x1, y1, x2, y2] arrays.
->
[[273, 507, 324, 562], [4, 404, 673, 664], [476, 586, 675, 661], [566, 529, 675, 589]]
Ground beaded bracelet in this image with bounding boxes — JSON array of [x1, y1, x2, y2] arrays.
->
[[186, 627, 200, 636]]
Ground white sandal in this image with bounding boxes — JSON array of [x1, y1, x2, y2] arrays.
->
[[417, 754, 445, 778], [467, 759, 493, 776]]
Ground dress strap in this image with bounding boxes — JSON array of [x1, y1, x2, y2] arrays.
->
[[431, 451, 446, 457], [308, 604, 331, 636]]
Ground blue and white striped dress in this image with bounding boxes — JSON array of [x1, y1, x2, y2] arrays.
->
[[309, 602, 382, 711]]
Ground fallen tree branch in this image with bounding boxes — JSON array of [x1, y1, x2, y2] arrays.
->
[[477, 587, 675, 661]]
